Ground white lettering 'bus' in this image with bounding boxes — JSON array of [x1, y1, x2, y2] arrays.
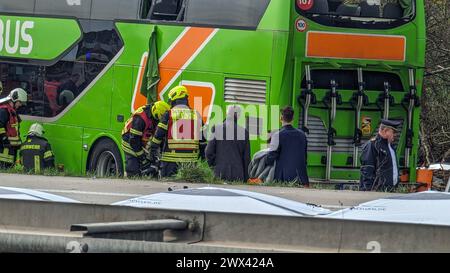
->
[[0, 20, 34, 56]]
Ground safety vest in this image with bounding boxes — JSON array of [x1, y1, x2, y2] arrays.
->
[[122, 106, 155, 147], [162, 107, 200, 163], [0, 103, 21, 147]]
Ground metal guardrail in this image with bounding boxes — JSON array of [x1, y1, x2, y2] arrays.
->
[[71, 219, 189, 241], [1, 198, 450, 252]]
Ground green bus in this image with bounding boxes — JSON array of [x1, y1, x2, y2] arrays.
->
[[0, 0, 425, 182]]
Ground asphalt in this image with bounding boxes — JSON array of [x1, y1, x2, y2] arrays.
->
[[0, 173, 400, 209]]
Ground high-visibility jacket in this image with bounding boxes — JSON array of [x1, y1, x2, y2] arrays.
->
[[150, 103, 205, 163], [121, 105, 157, 158], [0, 103, 21, 147], [19, 136, 55, 173]]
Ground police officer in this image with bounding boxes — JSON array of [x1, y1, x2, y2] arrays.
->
[[149, 85, 206, 177], [0, 88, 28, 169], [19, 123, 55, 173], [360, 119, 402, 192], [121, 100, 170, 177]]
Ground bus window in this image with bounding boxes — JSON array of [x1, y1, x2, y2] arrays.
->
[[295, 0, 415, 29], [35, 0, 92, 19], [1, 63, 43, 117], [91, 0, 140, 20], [0, 0, 35, 14], [38, 19, 123, 117], [143, 0, 186, 21], [44, 61, 82, 117], [184, 0, 270, 28], [76, 20, 122, 64]]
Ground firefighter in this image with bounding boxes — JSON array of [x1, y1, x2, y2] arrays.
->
[[0, 88, 28, 169], [19, 123, 55, 173], [149, 85, 206, 177], [121, 100, 170, 177]]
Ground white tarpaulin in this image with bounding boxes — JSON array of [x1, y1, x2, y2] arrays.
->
[[324, 191, 450, 226], [113, 187, 331, 216], [0, 186, 79, 203]]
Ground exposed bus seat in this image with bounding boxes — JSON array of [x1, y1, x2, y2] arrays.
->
[[360, 1, 380, 17], [336, 4, 361, 16], [309, 0, 329, 14], [382, 3, 403, 19], [147, 0, 182, 21], [328, 0, 343, 12]]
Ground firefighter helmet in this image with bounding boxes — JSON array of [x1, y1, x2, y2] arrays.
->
[[28, 123, 45, 137], [168, 85, 188, 101], [151, 100, 170, 120], [9, 88, 28, 104]]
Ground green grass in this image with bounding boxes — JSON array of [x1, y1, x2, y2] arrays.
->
[[0, 161, 423, 194], [0, 165, 73, 177], [174, 160, 218, 184]]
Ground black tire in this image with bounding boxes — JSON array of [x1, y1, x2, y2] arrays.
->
[[88, 138, 124, 177]]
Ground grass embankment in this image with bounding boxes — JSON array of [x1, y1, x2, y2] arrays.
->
[[0, 161, 416, 193]]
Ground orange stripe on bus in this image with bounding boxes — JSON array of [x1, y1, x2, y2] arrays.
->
[[133, 27, 216, 111], [157, 27, 216, 95], [306, 32, 406, 61], [133, 54, 149, 111]]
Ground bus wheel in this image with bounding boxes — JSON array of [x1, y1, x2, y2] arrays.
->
[[88, 139, 123, 177]]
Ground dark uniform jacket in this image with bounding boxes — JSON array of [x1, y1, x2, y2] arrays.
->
[[360, 135, 399, 191], [20, 136, 55, 173], [205, 120, 250, 181], [267, 125, 309, 185]]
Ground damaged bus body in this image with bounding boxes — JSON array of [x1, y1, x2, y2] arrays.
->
[[0, 0, 424, 182]]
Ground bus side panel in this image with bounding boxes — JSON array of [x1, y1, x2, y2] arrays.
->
[[44, 124, 83, 175], [111, 64, 134, 132], [270, 30, 292, 116], [188, 29, 273, 77]]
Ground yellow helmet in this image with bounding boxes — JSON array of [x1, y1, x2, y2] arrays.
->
[[168, 85, 188, 101], [151, 100, 170, 120]]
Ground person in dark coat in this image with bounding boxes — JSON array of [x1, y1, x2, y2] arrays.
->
[[360, 119, 401, 192], [206, 106, 251, 181], [267, 106, 309, 185]]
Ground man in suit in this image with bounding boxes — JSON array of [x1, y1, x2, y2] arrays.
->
[[267, 106, 309, 185], [206, 105, 250, 181]]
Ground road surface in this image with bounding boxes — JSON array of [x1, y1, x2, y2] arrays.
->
[[0, 173, 399, 209]]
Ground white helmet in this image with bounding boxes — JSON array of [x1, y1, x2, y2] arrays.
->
[[28, 123, 44, 137], [9, 88, 28, 104]]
